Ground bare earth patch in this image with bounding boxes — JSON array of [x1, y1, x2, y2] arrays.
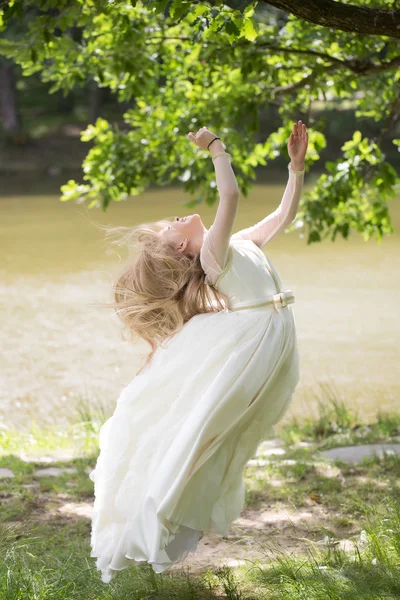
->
[[168, 500, 350, 576], [1, 491, 350, 577], [26, 493, 354, 576]]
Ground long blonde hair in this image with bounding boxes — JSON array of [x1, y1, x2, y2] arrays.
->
[[96, 218, 227, 374]]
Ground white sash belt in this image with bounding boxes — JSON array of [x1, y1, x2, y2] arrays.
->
[[229, 289, 295, 312]]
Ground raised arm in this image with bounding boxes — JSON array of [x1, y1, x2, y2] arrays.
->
[[202, 142, 240, 271], [231, 162, 304, 248], [232, 120, 308, 249], [187, 127, 240, 282]]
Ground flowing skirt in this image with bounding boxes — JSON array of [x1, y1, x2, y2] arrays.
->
[[89, 304, 300, 582]]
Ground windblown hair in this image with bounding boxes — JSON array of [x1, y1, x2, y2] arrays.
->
[[95, 218, 227, 374]]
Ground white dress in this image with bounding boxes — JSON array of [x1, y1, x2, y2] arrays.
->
[[89, 157, 304, 584]]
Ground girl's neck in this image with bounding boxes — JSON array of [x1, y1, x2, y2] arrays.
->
[[190, 227, 208, 255]]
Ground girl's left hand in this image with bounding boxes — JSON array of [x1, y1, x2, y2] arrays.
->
[[288, 120, 308, 170]]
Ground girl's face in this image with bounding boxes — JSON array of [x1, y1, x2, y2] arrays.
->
[[160, 214, 206, 253]]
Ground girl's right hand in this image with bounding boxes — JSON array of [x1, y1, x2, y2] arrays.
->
[[187, 126, 221, 151], [288, 120, 308, 170]]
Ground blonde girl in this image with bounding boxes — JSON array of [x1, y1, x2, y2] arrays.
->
[[89, 121, 308, 583]]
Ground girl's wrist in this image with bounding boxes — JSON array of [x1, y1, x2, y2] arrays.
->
[[290, 160, 305, 172], [209, 139, 225, 157]]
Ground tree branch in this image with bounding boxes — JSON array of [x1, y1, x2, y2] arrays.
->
[[271, 56, 400, 96], [147, 37, 400, 76], [262, 0, 400, 39], [348, 55, 400, 74], [253, 43, 347, 66], [273, 63, 339, 95], [255, 45, 400, 75]]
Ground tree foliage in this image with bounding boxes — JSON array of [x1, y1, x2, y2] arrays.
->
[[0, 0, 399, 244]]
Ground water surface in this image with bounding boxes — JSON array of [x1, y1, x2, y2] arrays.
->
[[1, 175, 399, 429]]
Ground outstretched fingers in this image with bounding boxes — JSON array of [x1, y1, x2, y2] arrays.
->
[[292, 120, 308, 139], [300, 121, 307, 139]]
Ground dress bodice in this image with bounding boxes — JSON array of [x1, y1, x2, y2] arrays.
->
[[205, 238, 291, 311]]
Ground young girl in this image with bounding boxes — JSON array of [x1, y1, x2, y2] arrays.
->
[[89, 121, 308, 583]]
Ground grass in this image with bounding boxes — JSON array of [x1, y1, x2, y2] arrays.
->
[[277, 381, 400, 448], [249, 496, 400, 599], [0, 389, 399, 599]]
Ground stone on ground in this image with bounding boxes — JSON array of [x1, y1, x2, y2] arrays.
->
[[0, 468, 15, 479], [34, 467, 77, 477], [318, 443, 400, 464]]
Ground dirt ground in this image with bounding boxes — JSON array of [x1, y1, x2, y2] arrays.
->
[[3, 488, 350, 578], [169, 499, 342, 576]]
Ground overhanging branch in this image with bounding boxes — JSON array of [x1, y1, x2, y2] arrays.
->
[[271, 56, 400, 96], [147, 37, 400, 77], [263, 0, 400, 39], [273, 63, 339, 95], [255, 45, 400, 75]]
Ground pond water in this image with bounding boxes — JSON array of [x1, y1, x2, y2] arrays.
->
[[1, 172, 399, 430]]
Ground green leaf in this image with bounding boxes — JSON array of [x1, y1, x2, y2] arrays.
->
[[225, 20, 241, 37], [146, 0, 170, 14], [169, 0, 191, 21], [241, 17, 257, 42], [244, 3, 256, 18], [309, 230, 321, 243]]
